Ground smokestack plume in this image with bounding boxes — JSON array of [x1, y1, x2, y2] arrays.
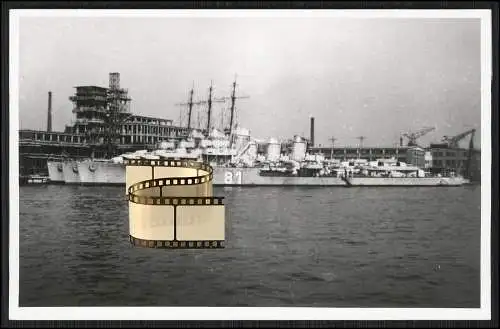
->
[[310, 116, 315, 148], [47, 91, 52, 132]]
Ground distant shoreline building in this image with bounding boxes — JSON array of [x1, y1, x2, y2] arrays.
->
[[306, 118, 480, 181], [308, 144, 480, 181]]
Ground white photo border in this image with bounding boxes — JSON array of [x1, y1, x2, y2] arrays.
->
[[9, 9, 493, 321]]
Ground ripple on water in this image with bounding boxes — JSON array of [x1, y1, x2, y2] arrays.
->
[[19, 184, 481, 307]]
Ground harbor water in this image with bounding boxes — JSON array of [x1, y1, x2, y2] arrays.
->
[[19, 184, 481, 307]]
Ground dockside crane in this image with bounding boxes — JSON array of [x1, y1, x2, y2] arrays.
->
[[441, 128, 476, 179], [442, 128, 476, 148], [401, 127, 435, 147]]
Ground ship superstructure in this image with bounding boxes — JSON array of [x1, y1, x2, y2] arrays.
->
[[48, 76, 257, 184]]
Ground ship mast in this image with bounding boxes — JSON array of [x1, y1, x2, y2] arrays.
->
[[187, 86, 194, 130], [206, 81, 213, 134], [226, 76, 249, 147], [177, 77, 248, 142], [176, 82, 198, 133], [228, 78, 237, 145], [190, 81, 224, 137]]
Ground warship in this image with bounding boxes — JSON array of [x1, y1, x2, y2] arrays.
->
[[32, 73, 476, 187], [48, 132, 470, 187]]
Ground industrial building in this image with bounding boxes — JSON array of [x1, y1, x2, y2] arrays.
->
[[19, 72, 190, 176], [307, 118, 481, 181], [309, 145, 419, 163]]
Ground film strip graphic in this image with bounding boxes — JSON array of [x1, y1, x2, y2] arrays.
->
[[125, 157, 225, 249]]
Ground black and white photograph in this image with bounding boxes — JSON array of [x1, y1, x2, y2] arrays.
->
[[7, 7, 493, 321]]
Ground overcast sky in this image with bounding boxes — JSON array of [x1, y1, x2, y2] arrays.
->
[[18, 15, 481, 148]]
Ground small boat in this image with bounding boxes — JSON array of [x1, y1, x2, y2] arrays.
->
[[21, 175, 50, 184]]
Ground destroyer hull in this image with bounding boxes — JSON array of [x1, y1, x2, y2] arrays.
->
[[347, 177, 468, 186], [49, 161, 470, 186], [212, 168, 469, 186], [213, 167, 345, 186], [61, 161, 81, 184], [77, 160, 125, 186], [47, 161, 65, 183]]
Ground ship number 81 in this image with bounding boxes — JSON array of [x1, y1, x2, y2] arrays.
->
[[224, 171, 242, 184]]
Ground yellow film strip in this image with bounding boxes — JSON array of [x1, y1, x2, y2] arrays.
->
[[124, 157, 225, 249]]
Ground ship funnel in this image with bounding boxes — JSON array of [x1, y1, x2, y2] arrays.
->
[[47, 91, 52, 132], [310, 116, 315, 148]]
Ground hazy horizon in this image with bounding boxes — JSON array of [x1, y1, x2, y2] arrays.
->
[[17, 15, 482, 148]]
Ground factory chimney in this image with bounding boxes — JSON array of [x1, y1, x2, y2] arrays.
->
[[310, 116, 315, 148], [400, 136, 403, 147], [47, 91, 52, 132]]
